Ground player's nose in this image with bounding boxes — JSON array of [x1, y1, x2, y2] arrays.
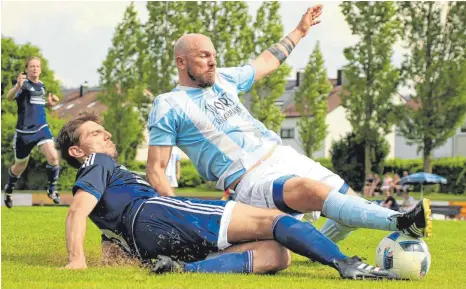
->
[[104, 130, 112, 140], [209, 57, 216, 67]]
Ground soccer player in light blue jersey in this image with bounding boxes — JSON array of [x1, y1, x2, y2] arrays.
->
[[146, 4, 431, 248]]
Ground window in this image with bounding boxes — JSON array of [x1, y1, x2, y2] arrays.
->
[[280, 128, 295, 139], [274, 100, 284, 107], [51, 103, 63, 111], [87, 101, 97, 108], [461, 121, 466, 133]]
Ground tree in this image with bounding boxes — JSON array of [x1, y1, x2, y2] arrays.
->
[[144, 1, 254, 98], [249, 1, 291, 132], [294, 42, 332, 157], [97, 2, 146, 163], [330, 132, 389, 191], [212, 2, 254, 67], [178, 1, 254, 67], [102, 88, 144, 163], [1, 37, 61, 97], [397, 2, 466, 172], [98, 3, 146, 91], [144, 1, 187, 97], [1, 37, 77, 190], [340, 2, 401, 178]]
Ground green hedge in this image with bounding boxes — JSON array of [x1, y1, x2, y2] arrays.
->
[[179, 160, 205, 187], [125, 160, 147, 172], [384, 158, 466, 194], [314, 158, 334, 172], [1, 160, 77, 191], [125, 159, 206, 188], [330, 133, 389, 191]]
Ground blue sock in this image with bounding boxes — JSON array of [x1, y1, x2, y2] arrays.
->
[[184, 251, 253, 273], [272, 215, 347, 267], [6, 169, 20, 192], [322, 189, 400, 231], [46, 164, 60, 192]]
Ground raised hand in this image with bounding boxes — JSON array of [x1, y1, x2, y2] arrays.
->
[[16, 73, 26, 89], [296, 5, 323, 37], [48, 93, 60, 106]]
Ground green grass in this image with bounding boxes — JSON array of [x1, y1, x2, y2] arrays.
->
[[12, 189, 224, 199], [369, 192, 466, 202], [2, 207, 466, 289], [175, 187, 223, 198], [14, 189, 466, 201]]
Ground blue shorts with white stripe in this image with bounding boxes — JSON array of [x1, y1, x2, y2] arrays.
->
[[133, 197, 230, 262]]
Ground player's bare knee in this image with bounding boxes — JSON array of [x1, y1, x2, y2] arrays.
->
[[297, 178, 332, 201], [266, 246, 290, 272], [254, 242, 290, 273]]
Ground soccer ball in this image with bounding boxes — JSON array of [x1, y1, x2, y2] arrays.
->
[[375, 232, 431, 280]]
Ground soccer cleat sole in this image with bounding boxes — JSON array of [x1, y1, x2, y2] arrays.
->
[[343, 274, 396, 280], [423, 198, 432, 238]]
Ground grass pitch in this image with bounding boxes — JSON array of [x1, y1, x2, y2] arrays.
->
[[2, 207, 466, 289]]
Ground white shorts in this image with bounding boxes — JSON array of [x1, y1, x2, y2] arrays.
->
[[167, 176, 178, 188], [234, 146, 345, 220]]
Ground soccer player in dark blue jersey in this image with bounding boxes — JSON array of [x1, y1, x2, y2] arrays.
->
[[4, 57, 61, 208], [55, 112, 399, 280]]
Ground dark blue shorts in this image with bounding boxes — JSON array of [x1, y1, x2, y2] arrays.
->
[[133, 197, 233, 262], [13, 126, 53, 160]]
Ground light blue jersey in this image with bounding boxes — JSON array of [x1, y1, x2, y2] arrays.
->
[[148, 64, 282, 190]]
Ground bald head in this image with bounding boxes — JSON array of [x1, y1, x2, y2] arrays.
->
[[174, 34, 214, 58]]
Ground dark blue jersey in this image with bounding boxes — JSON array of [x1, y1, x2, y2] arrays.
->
[[15, 79, 48, 133], [72, 153, 158, 254]]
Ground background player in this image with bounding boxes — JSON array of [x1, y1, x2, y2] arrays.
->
[[4, 56, 61, 208]]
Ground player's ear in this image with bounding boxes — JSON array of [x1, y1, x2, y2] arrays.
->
[[68, 145, 86, 159], [176, 56, 186, 70]]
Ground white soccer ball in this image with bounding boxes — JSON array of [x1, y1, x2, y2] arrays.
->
[[375, 232, 431, 280]]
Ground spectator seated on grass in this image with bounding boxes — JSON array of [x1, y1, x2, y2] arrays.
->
[[382, 190, 400, 212], [400, 191, 418, 213]]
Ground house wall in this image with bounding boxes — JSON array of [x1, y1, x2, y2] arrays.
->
[[455, 134, 466, 156], [394, 130, 460, 159], [280, 117, 305, 155], [323, 106, 352, 158]]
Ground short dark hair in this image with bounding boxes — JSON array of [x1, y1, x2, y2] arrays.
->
[[55, 112, 102, 169]]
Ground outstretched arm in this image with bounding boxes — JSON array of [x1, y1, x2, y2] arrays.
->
[[64, 189, 98, 269], [251, 5, 323, 81]]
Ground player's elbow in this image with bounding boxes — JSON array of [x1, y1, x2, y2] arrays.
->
[[67, 202, 89, 220], [147, 158, 167, 176], [146, 163, 164, 178]]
